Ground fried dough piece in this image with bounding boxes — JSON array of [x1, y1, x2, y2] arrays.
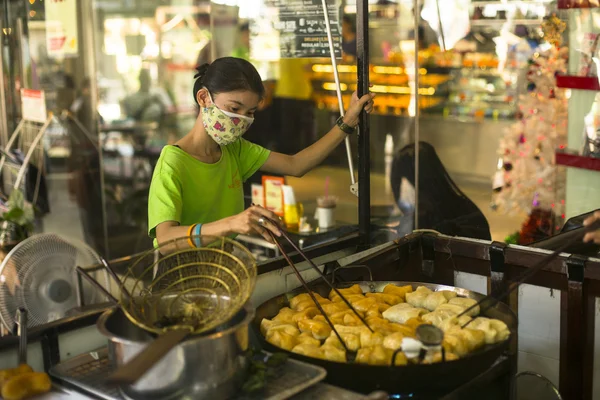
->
[[423, 351, 460, 364], [448, 297, 480, 317], [324, 331, 361, 352], [329, 284, 363, 300], [365, 292, 402, 306], [382, 332, 406, 351], [320, 302, 350, 315], [289, 292, 330, 310], [382, 304, 428, 324], [320, 344, 347, 362], [405, 286, 432, 308], [267, 330, 297, 351], [291, 343, 323, 359], [360, 330, 385, 348], [404, 317, 428, 330], [356, 345, 407, 366], [382, 284, 414, 301], [298, 319, 332, 340], [297, 331, 322, 347], [272, 307, 296, 325], [265, 323, 300, 337], [423, 291, 450, 311], [291, 307, 321, 323]]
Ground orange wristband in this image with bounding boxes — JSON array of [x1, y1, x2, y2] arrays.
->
[[187, 224, 197, 248]]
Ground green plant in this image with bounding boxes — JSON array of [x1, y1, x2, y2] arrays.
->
[[0, 189, 35, 233]]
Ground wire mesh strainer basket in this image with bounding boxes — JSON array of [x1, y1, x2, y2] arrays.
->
[[119, 235, 257, 335]]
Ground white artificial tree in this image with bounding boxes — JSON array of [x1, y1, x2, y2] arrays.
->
[[492, 36, 569, 230]]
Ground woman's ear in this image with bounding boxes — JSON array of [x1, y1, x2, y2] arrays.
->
[[196, 88, 211, 107]]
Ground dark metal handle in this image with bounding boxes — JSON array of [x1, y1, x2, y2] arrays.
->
[[76, 266, 118, 304]]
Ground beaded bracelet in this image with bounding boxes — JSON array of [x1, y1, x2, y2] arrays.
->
[[187, 224, 197, 248], [194, 223, 202, 248]]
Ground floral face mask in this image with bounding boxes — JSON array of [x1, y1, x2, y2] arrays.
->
[[201, 90, 254, 146]]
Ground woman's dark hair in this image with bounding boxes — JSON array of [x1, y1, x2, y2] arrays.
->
[[342, 15, 356, 34], [193, 57, 264, 105], [390, 141, 491, 240]]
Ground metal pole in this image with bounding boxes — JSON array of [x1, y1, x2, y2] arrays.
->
[[320, 0, 357, 194], [356, 0, 370, 245], [413, 0, 420, 230], [81, 0, 110, 259]]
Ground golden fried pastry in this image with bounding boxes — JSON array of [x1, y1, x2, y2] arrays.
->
[[387, 322, 415, 337], [265, 323, 300, 337], [298, 319, 332, 340], [320, 302, 350, 315], [442, 334, 469, 357], [260, 318, 276, 335], [382, 332, 406, 351], [320, 344, 347, 362], [448, 297, 479, 317], [272, 307, 296, 325], [445, 327, 485, 354], [329, 284, 363, 300], [350, 297, 377, 312], [291, 343, 323, 359], [404, 317, 428, 330], [405, 286, 433, 308], [383, 284, 413, 301], [423, 351, 460, 364], [468, 317, 510, 344], [423, 291, 450, 311], [292, 307, 321, 323], [382, 303, 428, 324], [435, 303, 466, 316], [365, 304, 382, 319], [289, 292, 330, 309], [267, 330, 298, 351], [297, 331, 322, 347], [294, 300, 322, 312], [332, 294, 365, 305], [365, 292, 402, 306], [343, 312, 364, 326], [356, 345, 407, 366], [489, 319, 510, 342], [324, 331, 361, 352], [438, 315, 472, 332], [360, 330, 385, 348]]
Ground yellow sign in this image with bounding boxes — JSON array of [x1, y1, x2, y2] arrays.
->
[[44, 0, 79, 58]]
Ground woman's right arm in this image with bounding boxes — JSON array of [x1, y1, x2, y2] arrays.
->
[[155, 205, 283, 248]]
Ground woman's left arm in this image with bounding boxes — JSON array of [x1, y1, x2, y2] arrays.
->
[[261, 91, 375, 177]]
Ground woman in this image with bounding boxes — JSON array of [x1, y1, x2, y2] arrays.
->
[[148, 57, 374, 247], [390, 142, 491, 240], [584, 211, 600, 244]]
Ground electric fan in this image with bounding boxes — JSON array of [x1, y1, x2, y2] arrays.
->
[[0, 233, 108, 330]]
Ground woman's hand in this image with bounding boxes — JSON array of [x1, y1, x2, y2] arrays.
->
[[583, 210, 600, 244], [228, 205, 284, 242], [343, 90, 376, 128]]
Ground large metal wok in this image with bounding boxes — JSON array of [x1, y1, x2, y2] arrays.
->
[[253, 280, 517, 396]]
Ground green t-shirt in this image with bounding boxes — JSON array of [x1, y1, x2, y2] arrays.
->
[[148, 140, 271, 245]]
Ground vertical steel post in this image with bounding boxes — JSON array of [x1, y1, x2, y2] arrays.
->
[[356, 0, 370, 245]]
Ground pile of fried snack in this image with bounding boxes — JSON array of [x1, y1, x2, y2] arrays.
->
[[0, 364, 51, 400], [260, 284, 510, 366]]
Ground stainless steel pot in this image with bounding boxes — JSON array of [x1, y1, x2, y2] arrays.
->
[[97, 303, 255, 400]]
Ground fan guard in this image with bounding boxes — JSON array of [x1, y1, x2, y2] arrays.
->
[[0, 233, 108, 330]]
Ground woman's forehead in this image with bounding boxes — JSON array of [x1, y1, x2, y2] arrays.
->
[[214, 90, 260, 107]]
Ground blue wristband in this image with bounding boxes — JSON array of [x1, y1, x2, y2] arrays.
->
[[194, 223, 202, 247]]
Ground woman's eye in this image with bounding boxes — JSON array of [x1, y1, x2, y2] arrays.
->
[[230, 108, 239, 113]]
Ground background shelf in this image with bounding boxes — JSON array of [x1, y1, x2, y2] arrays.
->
[[556, 150, 600, 172], [556, 75, 600, 91]]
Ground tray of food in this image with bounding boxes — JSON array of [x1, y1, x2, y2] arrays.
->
[[253, 281, 516, 395]]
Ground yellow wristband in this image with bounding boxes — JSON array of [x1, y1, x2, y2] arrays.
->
[[187, 224, 197, 248]]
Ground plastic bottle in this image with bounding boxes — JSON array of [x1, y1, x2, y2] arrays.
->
[[384, 134, 394, 194]]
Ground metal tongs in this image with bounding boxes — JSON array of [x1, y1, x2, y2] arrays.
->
[[458, 219, 600, 328], [261, 217, 373, 352]]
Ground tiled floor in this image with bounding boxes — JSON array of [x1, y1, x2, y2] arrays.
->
[[287, 166, 525, 242]]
